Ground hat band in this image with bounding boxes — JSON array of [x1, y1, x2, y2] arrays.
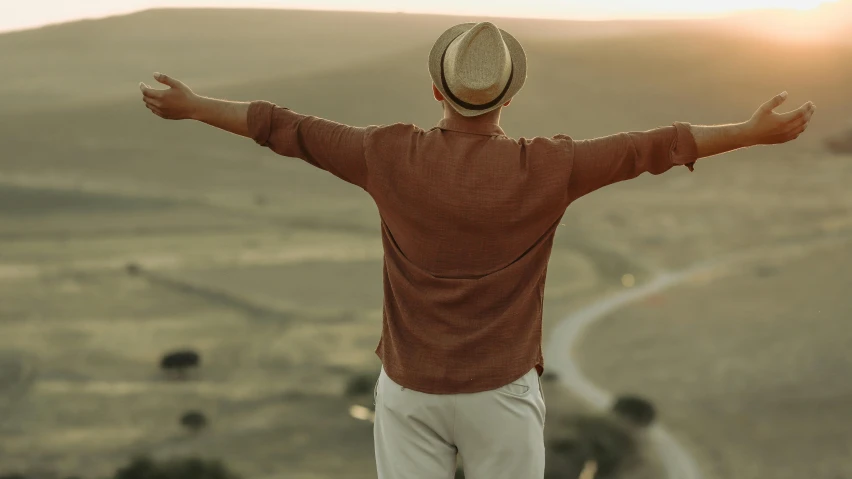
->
[[440, 36, 515, 111]]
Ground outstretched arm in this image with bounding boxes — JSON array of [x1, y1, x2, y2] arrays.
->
[[139, 73, 250, 136], [691, 92, 815, 159], [566, 92, 816, 201], [139, 72, 372, 189]]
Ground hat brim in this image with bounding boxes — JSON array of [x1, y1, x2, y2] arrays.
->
[[428, 23, 527, 118]]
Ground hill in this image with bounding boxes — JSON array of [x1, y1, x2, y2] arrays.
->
[[1, 7, 851, 479]]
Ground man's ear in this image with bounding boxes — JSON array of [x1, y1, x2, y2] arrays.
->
[[503, 98, 512, 107], [432, 84, 445, 102]]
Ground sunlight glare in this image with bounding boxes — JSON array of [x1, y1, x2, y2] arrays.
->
[[0, 0, 845, 33], [733, 0, 847, 43]]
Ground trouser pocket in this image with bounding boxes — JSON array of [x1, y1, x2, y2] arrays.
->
[[373, 369, 381, 407]]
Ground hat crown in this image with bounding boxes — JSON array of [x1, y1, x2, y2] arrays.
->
[[443, 22, 512, 106]]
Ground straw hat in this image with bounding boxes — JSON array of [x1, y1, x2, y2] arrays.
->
[[429, 22, 527, 117]]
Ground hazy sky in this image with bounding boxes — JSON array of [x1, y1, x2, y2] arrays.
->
[[0, 0, 838, 33]]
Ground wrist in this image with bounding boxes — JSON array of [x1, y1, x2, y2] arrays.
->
[[188, 94, 208, 121], [735, 121, 759, 148]]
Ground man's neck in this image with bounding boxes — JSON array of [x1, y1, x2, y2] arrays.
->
[[442, 104, 502, 126]]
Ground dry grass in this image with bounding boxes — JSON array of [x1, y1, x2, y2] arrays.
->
[[1, 7, 851, 478]]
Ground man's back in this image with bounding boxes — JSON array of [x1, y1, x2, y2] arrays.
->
[[368, 119, 572, 278], [333, 114, 694, 394], [242, 98, 699, 393], [364, 118, 577, 393]]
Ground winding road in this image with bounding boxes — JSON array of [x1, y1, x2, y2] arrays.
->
[[543, 233, 852, 479]]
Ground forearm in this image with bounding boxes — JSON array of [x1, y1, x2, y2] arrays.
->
[[191, 96, 251, 137], [689, 122, 755, 159]]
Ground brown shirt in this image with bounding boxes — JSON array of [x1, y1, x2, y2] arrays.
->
[[247, 100, 699, 394]]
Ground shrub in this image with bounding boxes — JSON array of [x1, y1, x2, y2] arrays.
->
[[180, 411, 208, 432], [345, 372, 379, 397], [160, 350, 200, 378], [113, 456, 240, 479], [548, 414, 640, 479], [611, 395, 656, 428]]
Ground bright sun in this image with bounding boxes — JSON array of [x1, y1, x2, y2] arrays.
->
[[778, 0, 832, 9], [731, 0, 846, 42]]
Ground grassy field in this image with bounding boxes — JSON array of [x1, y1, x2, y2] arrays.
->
[[579, 242, 852, 479], [1, 5, 851, 478]]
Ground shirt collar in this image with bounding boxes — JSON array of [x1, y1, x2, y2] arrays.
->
[[434, 118, 506, 137]]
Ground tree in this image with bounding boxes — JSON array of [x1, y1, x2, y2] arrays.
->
[[547, 414, 640, 479], [180, 411, 208, 433], [611, 395, 656, 428], [160, 350, 200, 379], [345, 372, 379, 397]]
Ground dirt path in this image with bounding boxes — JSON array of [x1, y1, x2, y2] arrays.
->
[[543, 232, 852, 479]]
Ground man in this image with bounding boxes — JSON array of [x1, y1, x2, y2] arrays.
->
[[139, 21, 815, 479]]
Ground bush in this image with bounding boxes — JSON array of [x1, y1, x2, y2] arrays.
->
[[547, 414, 640, 479], [113, 456, 240, 479], [611, 395, 656, 428], [345, 372, 379, 397], [180, 411, 208, 432], [160, 350, 200, 378]]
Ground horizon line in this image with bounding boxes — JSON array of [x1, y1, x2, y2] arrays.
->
[[0, 4, 808, 36]]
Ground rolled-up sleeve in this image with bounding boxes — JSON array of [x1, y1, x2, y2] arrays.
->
[[247, 100, 371, 190], [566, 122, 698, 201]]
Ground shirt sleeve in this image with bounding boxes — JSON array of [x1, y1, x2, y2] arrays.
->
[[566, 122, 698, 201], [247, 100, 371, 190]]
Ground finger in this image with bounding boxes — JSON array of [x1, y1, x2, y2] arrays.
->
[[139, 82, 164, 98], [761, 91, 788, 112], [788, 109, 813, 129], [153, 72, 184, 89], [782, 122, 809, 142], [143, 97, 162, 108], [141, 88, 163, 99], [779, 102, 813, 123], [146, 104, 164, 117]]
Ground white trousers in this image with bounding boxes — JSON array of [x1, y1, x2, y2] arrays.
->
[[374, 367, 546, 479]]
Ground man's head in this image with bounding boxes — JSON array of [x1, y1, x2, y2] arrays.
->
[[428, 22, 527, 121]]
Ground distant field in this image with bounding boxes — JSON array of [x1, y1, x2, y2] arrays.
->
[[1, 6, 852, 479], [578, 241, 852, 479]]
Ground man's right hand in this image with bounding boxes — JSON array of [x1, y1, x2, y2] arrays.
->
[[745, 92, 816, 146], [139, 72, 201, 120], [138, 73, 251, 137]]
